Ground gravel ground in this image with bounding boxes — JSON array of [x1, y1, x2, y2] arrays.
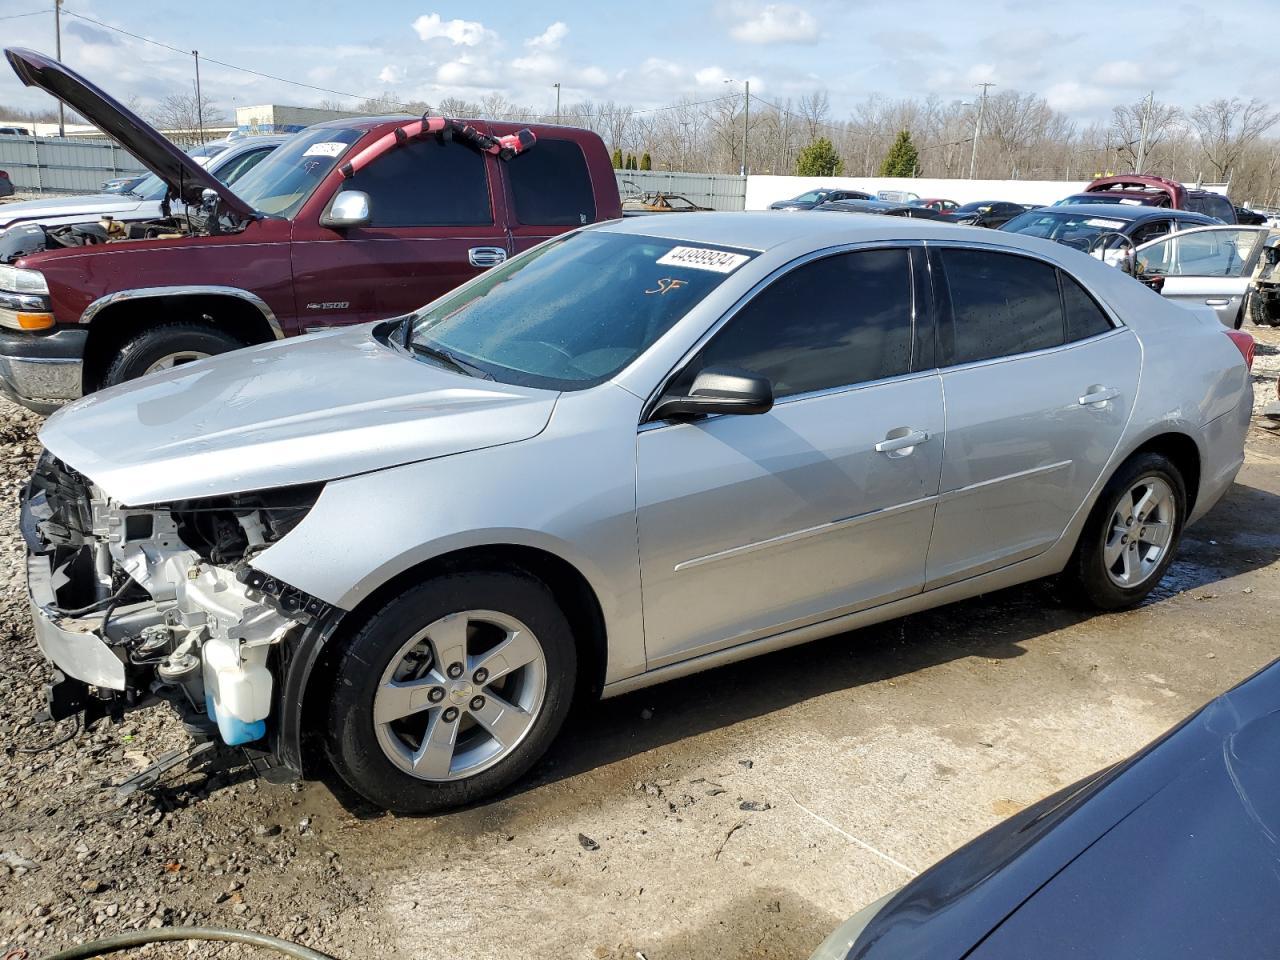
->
[[2, 326, 1280, 959]]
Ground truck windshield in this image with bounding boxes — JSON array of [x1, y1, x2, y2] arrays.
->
[[408, 231, 757, 390], [230, 127, 364, 218]]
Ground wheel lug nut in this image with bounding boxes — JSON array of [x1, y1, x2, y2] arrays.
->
[[473, 668, 489, 684], [442, 707, 459, 722], [428, 687, 445, 703], [469, 695, 485, 711], [446, 662, 463, 679]]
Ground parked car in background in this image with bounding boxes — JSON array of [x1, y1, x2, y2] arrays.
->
[[1130, 225, 1268, 328], [0, 134, 284, 233], [876, 189, 920, 203], [100, 173, 147, 195], [1234, 205, 1267, 225], [815, 197, 948, 219], [914, 197, 959, 212], [937, 200, 1027, 228], [809, 657, 1280, 960], [0, 47, 621, 411], [1057, 174, 1237, 224], [0, 125, 32, 136], [1000, 203, 1218, 253], [621, 192, 711, 213], [0, 168, 12, 200], [23, 211, 1251, 813], [770, 187, 873, 209]]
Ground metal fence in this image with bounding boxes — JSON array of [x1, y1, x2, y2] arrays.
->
[[614, 170, 746, 211], [0, 133, 147, 195]]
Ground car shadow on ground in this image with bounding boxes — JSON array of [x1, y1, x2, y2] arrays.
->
[[315, 480, 1280, 820]]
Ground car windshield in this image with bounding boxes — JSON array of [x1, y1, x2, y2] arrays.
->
[[129, 145, 225, 200], [792, 191, 824, 203], [957, 201, 994, 213], [407, 231, 756, 390], [229, 127, 365, 218], [1002, 210, 1132, 249]]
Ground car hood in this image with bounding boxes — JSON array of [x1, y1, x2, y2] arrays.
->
[[4, 47, 254, 219], [39, 324, 559, 505], [0, 192, 147, 228]]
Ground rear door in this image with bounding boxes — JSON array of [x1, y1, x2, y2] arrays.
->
[[290, 132, 508, 330], [1135, 226, 1267, 326], [505, 137, 600, 256], [924, 245, 1141, 588]]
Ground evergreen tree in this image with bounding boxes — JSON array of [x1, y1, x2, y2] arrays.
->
[[640, 151, 652, 171], [795, 137, 843, 176], [879, 130, 920, 177], [611, 148, 623, 169]]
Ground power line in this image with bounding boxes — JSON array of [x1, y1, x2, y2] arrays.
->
[[0, 8, 52, 20]]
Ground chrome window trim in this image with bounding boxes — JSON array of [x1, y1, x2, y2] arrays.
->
[[638, 239, 928, 427], [79, 285, 285, 339]]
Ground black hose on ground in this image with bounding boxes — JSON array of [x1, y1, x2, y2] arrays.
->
[[38, 927, 340, 960]]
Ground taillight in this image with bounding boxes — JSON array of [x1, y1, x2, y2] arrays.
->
[[1225, 329, 1255, 369]]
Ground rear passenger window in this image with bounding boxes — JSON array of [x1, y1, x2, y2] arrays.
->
[[508, 138, 596, 226], [691, 249, 914, 398], [345, 138, 492, 226], [1060, 272, 1113, 341], [940, 248, 1063, 364]]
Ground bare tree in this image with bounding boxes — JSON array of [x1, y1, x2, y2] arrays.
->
[[148, 92, 227, 142], [1111, 97, 1182, 172], [797, 90, 830, 142], [1189, 97, 1280, 181]]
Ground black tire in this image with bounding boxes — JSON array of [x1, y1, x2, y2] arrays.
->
[[102, 322, 246, 388], [1062, 452, 1187, 610], [323, 571, 577, 814]]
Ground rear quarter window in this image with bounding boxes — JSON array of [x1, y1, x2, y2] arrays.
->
[[508, 138, 597, 227]]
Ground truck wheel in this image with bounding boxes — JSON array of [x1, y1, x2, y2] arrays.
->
[[323, 571, 577, 814], [102, 322, 246, 387], [1061, 452, 1186, 610]]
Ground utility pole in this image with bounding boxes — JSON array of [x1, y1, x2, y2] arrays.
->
[[969, 82, 994, 179], [553, 82, 561, 124], [54, 0, 65, 137], [193, 51, 205, 142], [1134, 90, 1154, 173], [724, 78, 750, 176]]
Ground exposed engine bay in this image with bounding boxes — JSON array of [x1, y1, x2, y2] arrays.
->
[[0, 209, 216, 264], [22, 451, 326, 748]]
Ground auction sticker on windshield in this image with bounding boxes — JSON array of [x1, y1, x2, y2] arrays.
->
[[656, 246, 751, 273], [1085, 218, 1125, 229], [303, 142, 349, 158]]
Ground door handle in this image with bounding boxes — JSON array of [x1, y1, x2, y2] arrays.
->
[[468, 246, 508, 268], [875, 429, 930, 455], [1078, 386, 1120, 406], [1204, 298, 1231, 306]]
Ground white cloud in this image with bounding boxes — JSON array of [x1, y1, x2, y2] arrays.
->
[[377, 65, 404, 85], [437, 55, 498, 88], [726, 3, 819, 44], [412, 13, 494, 47], [526, 22, 568, 51], [695, 66, 728, 86], [1044, 81, 1111, 114]]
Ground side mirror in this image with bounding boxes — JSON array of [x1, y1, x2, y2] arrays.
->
[[320, 190, 371, 229], [650, 366, 774, 421]]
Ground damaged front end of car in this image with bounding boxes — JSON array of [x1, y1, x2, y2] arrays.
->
[[21, 450, 328, 769]]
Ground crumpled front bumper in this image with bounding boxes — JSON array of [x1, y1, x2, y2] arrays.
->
[[26, 550, 126, 690]]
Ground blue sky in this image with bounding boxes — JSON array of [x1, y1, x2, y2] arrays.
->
[[0, 0, 1270, 122]]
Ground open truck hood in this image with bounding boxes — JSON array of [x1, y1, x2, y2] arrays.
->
[[4, 47, 255, 220], [39, 324, 559, 505]]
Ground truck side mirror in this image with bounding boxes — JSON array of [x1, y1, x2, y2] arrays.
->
[[200, 188, 219, 216], [321, 190, 372, 229]]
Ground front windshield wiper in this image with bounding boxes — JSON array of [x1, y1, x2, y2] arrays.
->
[[408, 339, 493, 380]]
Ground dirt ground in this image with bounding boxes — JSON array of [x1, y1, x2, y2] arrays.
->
[[3, 328, 1280, 960]]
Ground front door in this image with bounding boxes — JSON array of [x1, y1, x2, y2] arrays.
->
[[290, 132, 509, 330], [925, 246, 1141, 588], [1136, 226, 1268, 327], [636, 246, 944, 668]]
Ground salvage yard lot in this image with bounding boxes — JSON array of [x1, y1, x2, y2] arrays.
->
[[3, 328, 1280, 959]]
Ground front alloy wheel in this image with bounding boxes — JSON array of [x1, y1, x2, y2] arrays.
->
[[373, 611, 547, 781], [324, 571, 577, 814]]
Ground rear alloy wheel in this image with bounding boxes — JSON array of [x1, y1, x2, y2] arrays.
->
[[1063, 452, 1186, 609], [324, 571, 577, 814], [102, 322, 246, 388]]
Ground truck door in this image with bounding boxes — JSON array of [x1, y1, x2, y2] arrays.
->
[[290, 130, 509, 330]]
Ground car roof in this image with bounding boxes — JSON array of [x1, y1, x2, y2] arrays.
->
[[1032, 203, 1216, 223]]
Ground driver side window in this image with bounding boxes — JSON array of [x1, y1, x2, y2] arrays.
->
[[680, 248, 915, 400]]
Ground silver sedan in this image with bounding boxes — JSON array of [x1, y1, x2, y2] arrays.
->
[[24, 213, 1252, 812]]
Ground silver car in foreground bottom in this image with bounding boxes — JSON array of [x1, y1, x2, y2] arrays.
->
[[23, 213, 1251, 812]]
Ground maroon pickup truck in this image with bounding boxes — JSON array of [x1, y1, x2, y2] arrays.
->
[[0, 48, 621, 412]]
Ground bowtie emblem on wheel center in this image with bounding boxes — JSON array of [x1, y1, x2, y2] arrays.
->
[[448, 680, 475, 704]]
